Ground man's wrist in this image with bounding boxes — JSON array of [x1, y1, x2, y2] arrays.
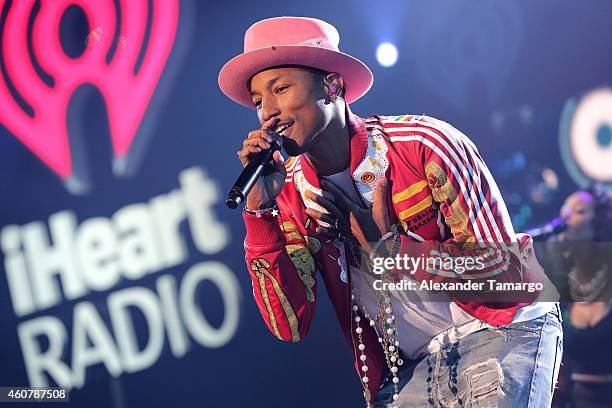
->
[[244, 203, 279, 218], [245, 201, 276, 211], [245, 195, 276, 211], [370, 231, 395, 261]]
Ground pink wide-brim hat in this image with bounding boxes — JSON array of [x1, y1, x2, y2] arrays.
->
[[218, 17, 373, 109]]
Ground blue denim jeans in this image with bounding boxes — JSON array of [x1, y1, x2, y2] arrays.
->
[[374, 304, 563, 407]]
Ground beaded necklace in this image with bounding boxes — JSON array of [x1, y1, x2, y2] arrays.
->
[[569, 264, 609, 302], [347, 225, 404, 407]]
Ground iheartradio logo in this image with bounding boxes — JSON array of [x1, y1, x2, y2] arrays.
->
[[0, 0, 179, 193]]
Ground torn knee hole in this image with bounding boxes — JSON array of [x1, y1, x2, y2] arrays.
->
[[465, 358, 505, 403]]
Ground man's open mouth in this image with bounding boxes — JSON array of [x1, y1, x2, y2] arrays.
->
[[274, 121, 294, 135]]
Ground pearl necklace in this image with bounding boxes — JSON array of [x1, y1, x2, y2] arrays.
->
[[346, 224, 404, 407], [352, 283, 403, 407]]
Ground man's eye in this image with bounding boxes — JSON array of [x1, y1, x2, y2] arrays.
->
[[253, 100, 262, 108], [275, 85, 289, 94]]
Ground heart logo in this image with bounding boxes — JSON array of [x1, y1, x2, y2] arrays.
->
[[0, 0, 179, 186]]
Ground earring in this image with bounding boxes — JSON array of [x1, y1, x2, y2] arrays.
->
[[328, 84, 339, 102]]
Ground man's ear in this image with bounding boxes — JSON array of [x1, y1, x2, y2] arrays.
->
[[324, 73, 344, 101]]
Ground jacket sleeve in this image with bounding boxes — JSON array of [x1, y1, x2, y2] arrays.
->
[[388, 118, 535, 299], [243, 209, 318, 342]]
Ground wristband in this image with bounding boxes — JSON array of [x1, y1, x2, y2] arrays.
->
[[243, 203, 279, 218], [369, 224, 404, 261], [369, 231, 394, 261]]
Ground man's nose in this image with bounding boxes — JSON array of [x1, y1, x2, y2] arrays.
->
[[260, 99, 281, 123]]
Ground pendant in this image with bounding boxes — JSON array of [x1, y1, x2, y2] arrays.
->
[[363, 388, 371, 403]]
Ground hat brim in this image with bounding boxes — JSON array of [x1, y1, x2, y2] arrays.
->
[[218, 45, 373, 108]]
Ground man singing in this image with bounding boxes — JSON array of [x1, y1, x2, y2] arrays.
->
[[218, 16, 562, 407]]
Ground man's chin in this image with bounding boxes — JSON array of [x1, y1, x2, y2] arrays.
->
[[281, 138, 305, 157]]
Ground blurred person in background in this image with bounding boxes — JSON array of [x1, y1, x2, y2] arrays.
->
[[550, 184, 612, 408]]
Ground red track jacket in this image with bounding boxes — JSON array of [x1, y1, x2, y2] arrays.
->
[[242, 112, 544, 404]]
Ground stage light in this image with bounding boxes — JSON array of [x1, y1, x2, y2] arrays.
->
[[542, 168, 559, 190], [376, 42, 398, 67], [560, 87, 612, 189]]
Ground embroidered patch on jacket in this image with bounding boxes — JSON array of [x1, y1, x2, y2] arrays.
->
[[352, 132, 389, 205], [281, 220, 318, 302], [250, 258, 301, 342], [360, 171, 376, 184], [403, 207, 438, 232], [281, 220, 305, 242], [392, 180, 428, 203], [286, 245, 316, 302], [398, 195, 433, 220], [425, 161, 475, 243]]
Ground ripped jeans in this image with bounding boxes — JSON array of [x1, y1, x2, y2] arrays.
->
[[374, 304, 563, 408]]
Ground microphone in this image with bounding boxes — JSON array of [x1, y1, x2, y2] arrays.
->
[[226, 130, 284, 209], [524, 218, 566, 241]]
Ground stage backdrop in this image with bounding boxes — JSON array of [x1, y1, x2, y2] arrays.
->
[[0, 1, 610, 407]]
